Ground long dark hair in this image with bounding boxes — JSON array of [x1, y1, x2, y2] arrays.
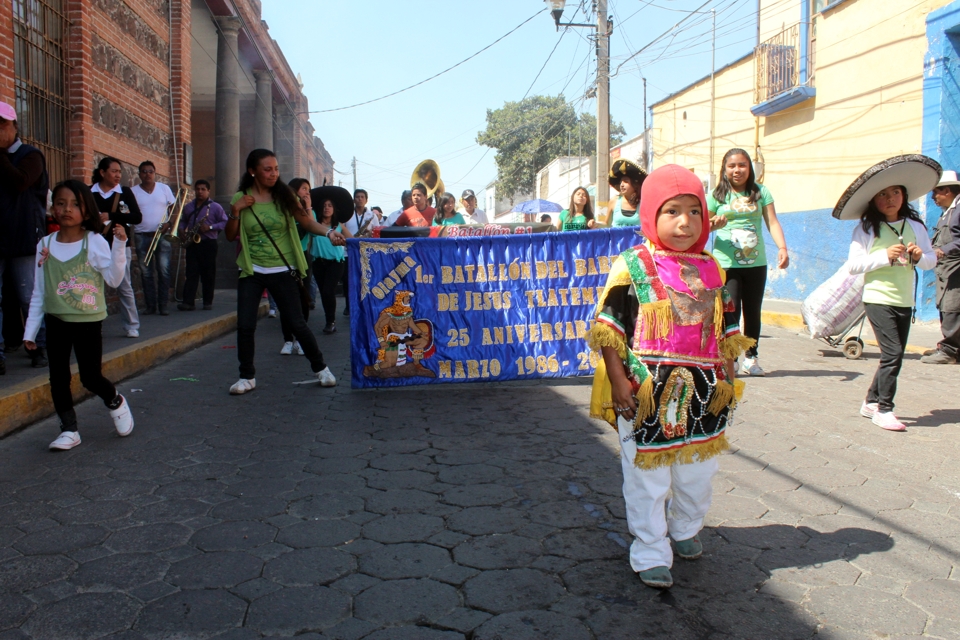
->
[[288, 177, 311, 215], [238, 149, 302, 217], [713, 148, 761, 205], [91, 156, 122, 186], [434, 192, 457, 224], [860, 185, 925, 237], [316, 199, 335, 226], [568, 187, 594, 221], [53, 180, 104, 234]]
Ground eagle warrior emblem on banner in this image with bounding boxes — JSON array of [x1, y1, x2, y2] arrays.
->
[[363, 290, 436, 379]]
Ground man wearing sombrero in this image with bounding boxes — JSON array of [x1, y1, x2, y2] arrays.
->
[[924, 170, 960, 364]]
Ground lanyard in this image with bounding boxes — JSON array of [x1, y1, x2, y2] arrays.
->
[[883, 219, 907, 245]]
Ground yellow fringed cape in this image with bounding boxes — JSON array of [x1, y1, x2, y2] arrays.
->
[[588, 244, 753, 469]]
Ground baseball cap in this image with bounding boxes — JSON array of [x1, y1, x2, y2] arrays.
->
[[0, 102, 17, 122], [461, 189, 476, 199]]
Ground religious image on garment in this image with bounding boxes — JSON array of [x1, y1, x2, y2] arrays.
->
[[363, 290, 436, 379]]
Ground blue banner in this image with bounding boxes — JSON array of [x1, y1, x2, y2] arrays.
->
[[347, 228, 641, 388]]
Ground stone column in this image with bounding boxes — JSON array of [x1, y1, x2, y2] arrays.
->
[[253, 69, 274, 151], [213, 16, 242, 202]]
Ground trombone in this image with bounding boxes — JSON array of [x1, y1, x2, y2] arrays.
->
[[144, 186, 189, 267]]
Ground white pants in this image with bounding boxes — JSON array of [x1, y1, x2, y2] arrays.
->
[[116, 247, 140, 332], [617, 416, 718, 571]]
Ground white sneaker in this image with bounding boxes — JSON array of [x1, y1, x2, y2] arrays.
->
[[229, 378, 256, 395], [267, 309, 277, 318], [317, 367, 336, 387], [860, 401, 878, 419], [109, 395, 134, 436], [280, 341, 294, 355], [739, 356, 765, 376], [126, 329, 140, 338], [293, 341, 304, 356], [872, 411, 906, 432], [50, 431, 81, 450]]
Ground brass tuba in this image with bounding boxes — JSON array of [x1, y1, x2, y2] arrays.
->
[[410, 159, 444, 201]]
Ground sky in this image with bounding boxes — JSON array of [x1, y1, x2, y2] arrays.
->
[[260, 0, 764, 211]]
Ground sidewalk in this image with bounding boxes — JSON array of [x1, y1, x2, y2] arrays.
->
[[761, 298, 944, 356], [0, 290, 263, 438]]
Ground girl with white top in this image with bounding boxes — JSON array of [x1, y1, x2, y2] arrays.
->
[[24, 180, 134, 450], [847, 185, 936, 431]]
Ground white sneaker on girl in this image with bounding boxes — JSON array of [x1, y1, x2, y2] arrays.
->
[[229, 378, 256, 395], [872, 411, 906, 432], [109, 395, 134, 436], [293, 341, 304, 355], [859, 401, 878, 418], [50, 431, 81, 450], [739, 356, 765, 376], [280, 341, 294, 355], [317, 367, 336, 387]]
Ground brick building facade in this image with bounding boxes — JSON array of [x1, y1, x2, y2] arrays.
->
[[1, 0, 335, 294]]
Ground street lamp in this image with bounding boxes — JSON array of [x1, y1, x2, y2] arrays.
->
[[543, 0, 594, 30], [544, 0, 611, 221]]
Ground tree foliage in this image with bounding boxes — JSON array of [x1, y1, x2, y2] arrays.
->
[[477, 95, 626, 199]]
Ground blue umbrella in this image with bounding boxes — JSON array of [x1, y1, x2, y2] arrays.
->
[[511, 199, 564, 214]]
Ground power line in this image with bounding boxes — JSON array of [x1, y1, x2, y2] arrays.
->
[[307, 8, 546, 114], [612, 0, 715, 77]]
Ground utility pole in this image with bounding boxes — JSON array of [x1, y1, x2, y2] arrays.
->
[[596, 0, 611, 217], [351, 156, 357, 192], [709, 8, 716, 188]]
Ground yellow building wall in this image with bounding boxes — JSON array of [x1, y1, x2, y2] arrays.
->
[[651, 0, 949, 214]]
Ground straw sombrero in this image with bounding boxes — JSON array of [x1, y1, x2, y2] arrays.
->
[[832, 155, 942, 220]]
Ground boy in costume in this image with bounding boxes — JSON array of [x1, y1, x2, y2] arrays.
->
[[588, 164, 753, 588]]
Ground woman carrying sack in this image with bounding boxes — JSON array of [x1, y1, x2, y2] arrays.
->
[[225, 149, 346, 395], [833, 155, 939, 431]]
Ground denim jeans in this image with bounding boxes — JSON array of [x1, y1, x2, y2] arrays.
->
[[116, 247, 140, 332], [0, 255, 46, 357], [237, 272, 326, 379], [134, 233, 171, 311]]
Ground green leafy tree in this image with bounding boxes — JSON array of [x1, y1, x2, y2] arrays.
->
[[477, 95, 626, 200]]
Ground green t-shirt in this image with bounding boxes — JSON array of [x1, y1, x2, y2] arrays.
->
[[559, 209, 589, 231], [231, 192, 309, 277], [863, 220, 917, 307], [611, 196, 640, 228], [434, 213, 466, 226], [707, 184, 775, 269]]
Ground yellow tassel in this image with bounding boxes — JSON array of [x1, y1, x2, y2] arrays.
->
[[707, 379, 735, 415], [712, 291, 724, 345], [719, 334, 756, 362], [634, 375, 656, 422], [587, 324, 627, 360], [589, 358, 619, 429], [633, 434, 730, 470], [640, 300, 673, 340]]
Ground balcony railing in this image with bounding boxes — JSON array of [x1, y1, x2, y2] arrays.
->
[[755, 22, 815, 105]]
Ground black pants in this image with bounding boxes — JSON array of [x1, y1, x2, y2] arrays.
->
[[237, 272, 325, 379], [313, 258, 345, 324], [45, 315, 118, 432], [280, 253, 313, 342], [182, 238, 218, 306], [864, 303, 912, 413], [938, 311, 960, 358], [724, 265, 767, 357]]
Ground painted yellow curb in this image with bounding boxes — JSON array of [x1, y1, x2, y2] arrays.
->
[[0, 305, 263, 439], [761, 310, 930, 355]]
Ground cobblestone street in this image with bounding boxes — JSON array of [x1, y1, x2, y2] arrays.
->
[[0, 316, 958, 639]]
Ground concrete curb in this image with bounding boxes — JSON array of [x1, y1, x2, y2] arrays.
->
[[760, 309, 930, 356], [0, 305, 263, 439]]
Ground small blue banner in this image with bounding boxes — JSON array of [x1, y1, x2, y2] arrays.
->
[[347, 228, 641, 388]]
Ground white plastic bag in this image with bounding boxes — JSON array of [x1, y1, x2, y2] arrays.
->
[[800, 264, 864, 339]]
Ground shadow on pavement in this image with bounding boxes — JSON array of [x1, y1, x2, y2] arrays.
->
[[902, 408, 960, 427], [762, 369, 862, 381]]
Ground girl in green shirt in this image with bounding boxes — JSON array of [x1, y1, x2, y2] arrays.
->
[[557, 186, 595, 231], [225, 149, 345, 395]]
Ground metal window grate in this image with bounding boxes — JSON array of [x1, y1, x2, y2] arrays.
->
[[13, 0, 70, 186], [754, 22, 815, 105]]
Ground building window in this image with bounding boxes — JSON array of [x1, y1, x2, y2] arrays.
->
[[13, 0, 70, 185]]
